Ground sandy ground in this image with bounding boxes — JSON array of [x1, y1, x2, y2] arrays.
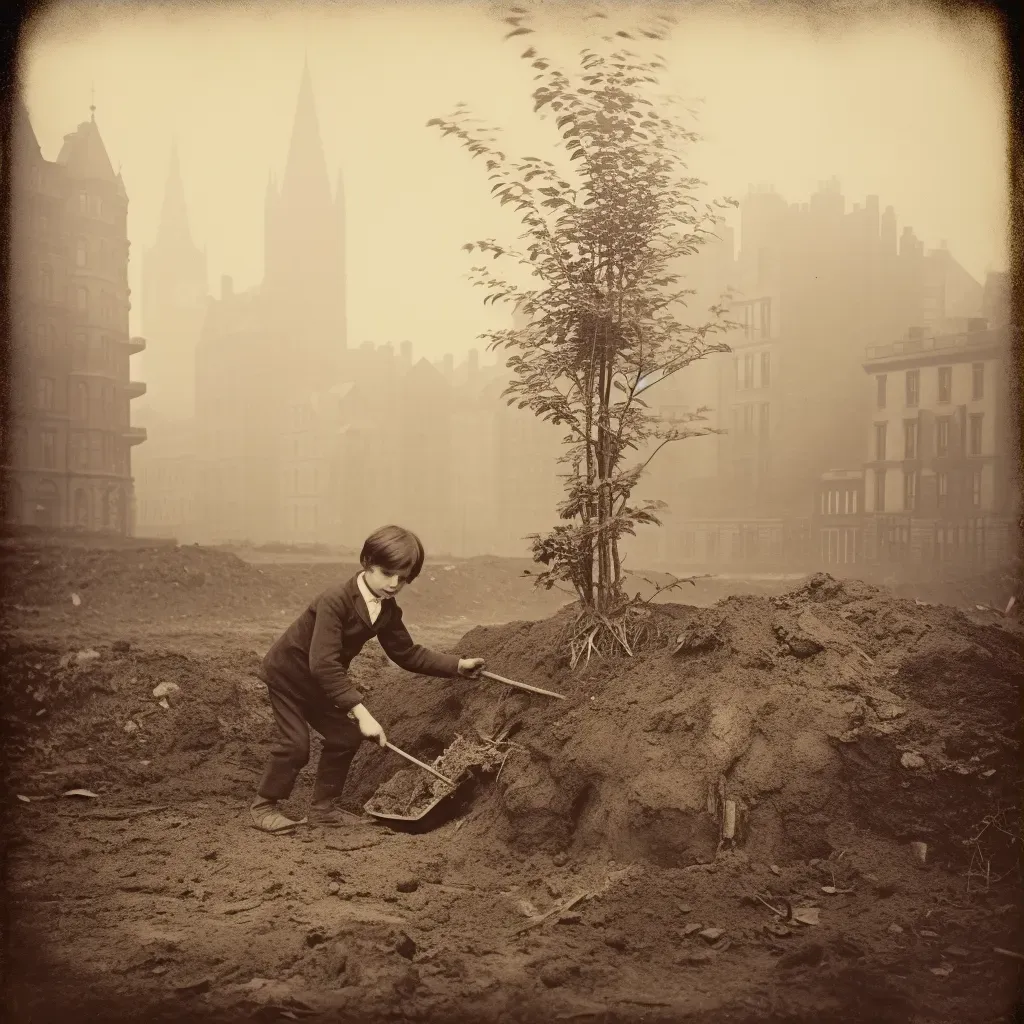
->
[[1, 536, 1020, 1024]]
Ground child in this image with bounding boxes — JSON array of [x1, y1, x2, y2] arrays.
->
[[250, 524, 485, 833]]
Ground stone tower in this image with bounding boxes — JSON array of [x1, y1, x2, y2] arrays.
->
[[263, 59, 347, 384], [140, 142, 208, 420]]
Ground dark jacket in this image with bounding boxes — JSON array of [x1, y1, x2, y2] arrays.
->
[[258, 573, 461, 712]]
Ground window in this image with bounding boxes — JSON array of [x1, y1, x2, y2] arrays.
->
[[70, 432, 87, 470], [41, 431, 56, 469], [76, 239, 87, 268], [36, 377, 54, 410], [744, 354, 754, 391], [972, 469, 982, 508], [734, 357, 743, 390], [874, 423, 886, 461], [292, 506, 299, 529], [904, 420, 918, 460], [875, 470, 886, 513], [903, 470, 918, 512], [76, 287, 88, 312], [906, 369, 919, 407], [40, 265, 53, 301], [972, 362, 984, 401], [758, 403, 770, 437], [760, 351, 771, 388], [293, 468, 299, 494], [79, 192, 88, 213], [682, 531, 696, 559], [937, 366, 952, 404], [90, 435, 101, 469], [969, 414, 983, 456], [876, 374, 886, 409], [742, 404, 754, 435], [937, 472, 948, 510], [936, 417, 950, 457], [706, 530, 719, 559]]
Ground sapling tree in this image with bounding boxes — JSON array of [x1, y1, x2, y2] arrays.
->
[[429, 8, 737, 662]]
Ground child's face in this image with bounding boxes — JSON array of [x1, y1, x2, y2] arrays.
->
[[363, 564, 408, 599]]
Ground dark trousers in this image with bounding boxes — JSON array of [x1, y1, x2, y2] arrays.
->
[[257, 680, 363, 803]]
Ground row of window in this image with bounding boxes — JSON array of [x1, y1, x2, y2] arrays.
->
[[28, 328, 121, 372], [138, 499, 194, 524], [875, 468, 983, 513], [876, 363, 984, 409], [36, 377, 125, 423], [28, 429, 127, 474], [734, 351, 772, 391], [873, 414, 984, 461], [38, 266, 121, 321], [819, 488, 861, 515], [731, 402, 771, 437], [74, 237, 124, 275]]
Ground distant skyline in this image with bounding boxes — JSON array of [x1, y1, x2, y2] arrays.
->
[[21, 1, 1009, 363]]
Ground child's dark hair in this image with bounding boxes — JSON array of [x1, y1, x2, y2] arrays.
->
[[360, 525, 425, 582]]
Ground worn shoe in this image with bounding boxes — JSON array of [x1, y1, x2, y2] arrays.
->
[[306, 805, 369, 828], [250, 802, 304, 834]]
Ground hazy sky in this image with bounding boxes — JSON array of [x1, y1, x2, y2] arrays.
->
[[21, 1, 1008, 362]]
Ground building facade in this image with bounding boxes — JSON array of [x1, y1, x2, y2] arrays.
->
[[862, 314, 1016, 571], [4, 100, 146, 534]]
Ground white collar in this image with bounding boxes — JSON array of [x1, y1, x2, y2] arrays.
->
[[356, 571, 382, 607]]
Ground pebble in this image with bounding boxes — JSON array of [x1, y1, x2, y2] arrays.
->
[[900, 752, 926, 770], [328, 882, 341, 895], [396, 878, 419, 894], [888, 924, 904, 935], [699, 928, 725, 943], [552, 852, 568, 867]]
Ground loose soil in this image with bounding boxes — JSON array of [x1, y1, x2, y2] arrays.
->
[[2, 535, 1021, 1024]]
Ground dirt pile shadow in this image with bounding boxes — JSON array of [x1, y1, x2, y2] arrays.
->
[[347, 573, 1022, 876]]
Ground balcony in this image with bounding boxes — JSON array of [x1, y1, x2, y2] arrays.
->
[[125, 335, 146, 354], [125, 380, 147, 399], [865, 327, 1006, 364], [121, 425, 147, 446]]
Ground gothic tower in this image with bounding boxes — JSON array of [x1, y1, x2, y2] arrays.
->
[[263, 59, 347, 382], [141, 143, 208, 419]]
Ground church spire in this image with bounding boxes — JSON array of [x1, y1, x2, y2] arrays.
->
[[279, 59, 331, 208], [155, 140, 195, 250]]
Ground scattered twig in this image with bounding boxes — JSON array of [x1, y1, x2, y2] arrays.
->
[[994, 947, 1024, 962], [511, 891, 591, 936], [85, 805, 169, 821]]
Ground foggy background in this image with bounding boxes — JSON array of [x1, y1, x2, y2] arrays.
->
[[8, 0, 1014, 574]]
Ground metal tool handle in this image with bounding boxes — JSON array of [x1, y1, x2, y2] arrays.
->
[[479, 669, 566, 701]]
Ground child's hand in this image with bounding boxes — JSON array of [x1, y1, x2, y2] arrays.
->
[[349, 705, 387, 747], [458, 657, 486, 679]]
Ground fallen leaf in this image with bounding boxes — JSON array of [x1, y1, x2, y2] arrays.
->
[[930, 965, 952, 977], [980, 769, 996, 778], [63, 789, 100, 799], [769, 864, 781, 876], [71, 593, 81, 607], [16, 794, 31, 803]]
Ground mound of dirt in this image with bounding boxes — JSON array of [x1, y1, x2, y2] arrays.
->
[[347, 573, 1022, 876]]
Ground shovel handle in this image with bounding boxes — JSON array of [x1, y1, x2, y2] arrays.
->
[[383, 741, 456, 788], [479, 670, 566, 701], [347, 711, 455, 787]]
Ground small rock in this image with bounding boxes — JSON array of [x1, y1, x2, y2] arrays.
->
[[71, 593, 82, 607], [112, 640, 131, 653], [393, 932, 417, 960], [873, 881, 898, 898], [919, 929, 939, 938], [124, 721, 139, 734], [944, 946, 970, 958], [328, 882, 341, 895], [552, 852, 568, 867], [676, 903, 693, 914], [764, 922, 791, 937], [682, 923, 702, 937], [557, 911, 581, 925], [888, 924, 904, 935], [900, 752, 926, 770], [153, 682, 180, 699], [910, 841, 928, 866], [604, 932, 628, 951], [396, 877, 419, 894], [75, 648, 100, 665], [305, 929, 327, 948], [699, 928, 725, 943]]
